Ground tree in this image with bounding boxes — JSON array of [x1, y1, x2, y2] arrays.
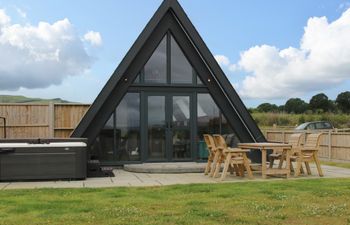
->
[[309, 93, 331, 112], [278, 105, 285, 112], [257, 103, 278, 113], [336, 91, 350, 113], [284, 98, 308, 114]]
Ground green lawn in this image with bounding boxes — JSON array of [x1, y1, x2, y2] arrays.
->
[[321, 161, 350, 169], [1, 179, 350, 225]]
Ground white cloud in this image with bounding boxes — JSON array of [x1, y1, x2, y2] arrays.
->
[[0, 9, 10, 26], [236, 8, 350, 99], [215, 55, 230, 66], [0, 9, 101, 91], [215, 54, 237, 72], [83, 31, 102, 46]]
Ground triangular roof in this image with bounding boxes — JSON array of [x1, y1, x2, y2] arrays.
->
[[71, 0, 266, 145]]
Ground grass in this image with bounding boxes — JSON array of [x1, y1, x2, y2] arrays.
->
[[252, 112, 350, 129], [321, 161, 350, 169], [0, 95, 72, 104], [1, 179, 350, 225]]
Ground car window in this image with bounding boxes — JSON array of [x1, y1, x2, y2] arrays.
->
[[307, 123, 316, 130], [315, 122, 324, 129], [295, 123, 308, 130], [323, 122, 332, 129]]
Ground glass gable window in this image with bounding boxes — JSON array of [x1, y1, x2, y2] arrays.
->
[[115, 93, 141, 161], [197, 93, 239, 159], [90, 93, 141, 163], [144, 36, 167, 84], [171, 36, 193, 84], [197, 75, 203, 85], [134, 33, 203, 85]]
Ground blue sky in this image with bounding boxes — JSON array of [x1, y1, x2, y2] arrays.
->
[[0, 0, 349, 107]]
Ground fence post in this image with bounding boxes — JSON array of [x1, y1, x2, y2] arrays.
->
[[328, 130, 332, 160], [0, 117, 6, 138], [282, 131, 285, 143], [48, 102, 55, 138]]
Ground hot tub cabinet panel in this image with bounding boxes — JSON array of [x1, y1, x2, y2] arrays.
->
[[0, 141, 87, 181]]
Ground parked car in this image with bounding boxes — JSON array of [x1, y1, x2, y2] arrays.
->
[[295, 121, 334, 130]]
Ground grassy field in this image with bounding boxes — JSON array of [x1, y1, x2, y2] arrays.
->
[[0, 179, 350, 225], [0, 95, 71, 104], [252, 112, 350, 129]]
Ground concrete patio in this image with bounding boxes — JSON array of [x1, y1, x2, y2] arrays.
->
[[1, 163, 350, 190]]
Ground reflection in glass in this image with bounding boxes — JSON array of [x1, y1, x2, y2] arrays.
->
[[197, 93, 238, 159], [148, 96, 166, 160], [172, 96, 191, 159], [90, 115, 115, 161], [171, 36, 193, 84], [172, 96, 190, 127], [221, 114, 240, 147], [115, 93, 140, 161], [197, 75, 203, 85], [173, 129, 191, 159], [144, 37, 167, 83], [133, 73, 141, 84], [197, 94, 220, 136], [89, 93, 141, 162]]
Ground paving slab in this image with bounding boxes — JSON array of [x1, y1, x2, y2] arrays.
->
[[5, 181, 59, 190], [1, 162, 350, 190], [124, 162, 206, 173], [0, 182, 9, 190]]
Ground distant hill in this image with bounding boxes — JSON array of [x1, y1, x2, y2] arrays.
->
[[0, 95, 73, 104]]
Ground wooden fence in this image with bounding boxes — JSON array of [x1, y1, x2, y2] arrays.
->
[[0, 103, 90, 139], [266, 130, 350, 162]]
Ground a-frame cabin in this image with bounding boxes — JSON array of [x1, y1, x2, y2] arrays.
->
[[71, 0, 266, 165]]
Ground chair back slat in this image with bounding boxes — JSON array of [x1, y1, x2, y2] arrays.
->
[[304, 133, 323, 148], [288, 133, 303, 147], [212, 134, 227, 150], [203, 134, 216, 154]]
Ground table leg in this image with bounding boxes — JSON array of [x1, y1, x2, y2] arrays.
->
[[261, 149, 267, 179]]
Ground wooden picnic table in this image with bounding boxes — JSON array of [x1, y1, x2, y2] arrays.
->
[[238, 142, 292, 179]]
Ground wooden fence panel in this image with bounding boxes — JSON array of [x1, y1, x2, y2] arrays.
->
[[0, 104, 50, 138], [54, 104, 90, 138], [266, 130, 350, 161], [0, 103, 89, 139]]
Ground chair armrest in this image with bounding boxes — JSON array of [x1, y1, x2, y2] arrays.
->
[[226, 148, 250, 153]]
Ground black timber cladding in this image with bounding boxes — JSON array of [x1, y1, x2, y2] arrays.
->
[[71, 0, 266, 155]]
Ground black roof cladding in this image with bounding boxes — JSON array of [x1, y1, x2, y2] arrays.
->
[[71, 0, 266, 147]]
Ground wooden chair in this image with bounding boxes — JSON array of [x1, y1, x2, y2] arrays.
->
[[292, 133, 324, 177], [269, 133, 303, 169], [203, 134, 217, 175], [213, 134, 253, 181], [207, 135, 226, 177]]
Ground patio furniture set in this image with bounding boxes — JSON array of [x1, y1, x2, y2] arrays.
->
[[203, 133, 324, 181]]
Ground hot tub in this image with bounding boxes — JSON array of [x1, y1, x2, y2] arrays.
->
[[0, 139, 87, 181]]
